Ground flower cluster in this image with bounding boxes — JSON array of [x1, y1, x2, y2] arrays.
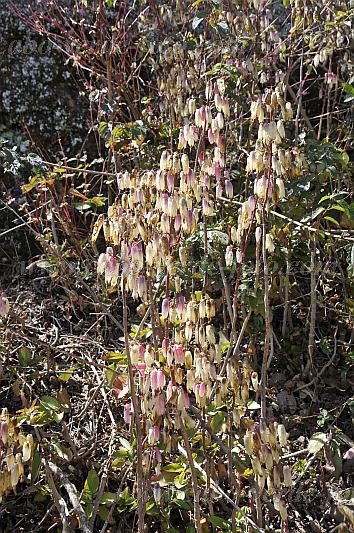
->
[[0, 409, 34, 502], [244, 419, 291, 523]]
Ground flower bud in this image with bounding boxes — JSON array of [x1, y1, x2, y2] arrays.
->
[[22, 440, 32, 462], [278, 424, 288, 446], [162, 298, 170, 320], [255, 226, 262, 244], [283, 465, 292, 487], [188, 98, 196, 115], [225, 246, 233, 268], [276, 178, 285, 199], [251, 456, 263, 475], [206, 325, 216, 344], [225, 179, 233, 199], [266, 234, 274, 253], [11, 463, 19, 488], [244, 431, 254, 455]]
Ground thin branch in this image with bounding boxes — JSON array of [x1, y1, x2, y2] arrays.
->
[[44, 460, 72, 533], [178, 443, 266, 533], [122, 287, 145, 533], [179, 417, 202, 533], [46, 461, 91, 533]]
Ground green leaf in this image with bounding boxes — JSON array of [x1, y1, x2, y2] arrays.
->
[[84, 469, 99, 496], [58, 366, 77, 382], [209, 515, 229, 529], [211, 411, 226, 434], [52, 443, 72, 461], [173, 498, 190, 510], [18, 346, 32, 366], [307, 432, 327, 454], [192, 12, 207, 30], [31, 443, 41, 482], [119, 437, 132, 451], [41, 396, 60, 410], [100, 492, 116, 505], [146, 500, 159, 515], [22, 176, 39, 193], [330, 205, 346, 213], [324, 216, 340, 226], [174, 470, 188, 489], [97, 505, 115, 524], [163, 463, 184, 472], [342, 83, 354, 102], [90, 196, 107, 207]]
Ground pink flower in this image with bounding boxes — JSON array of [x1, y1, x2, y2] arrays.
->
[[154, 394, 165, 416], [123, 403, 131, 424], [162, 298, 169, 319], [105, 256, 119, 286], [177, 295, 185, 316], [173, 344, 184, 364], [225, 180, 233, 199], [150, 369, 158, 391], [135, 363, 146, 376], [156, 370, 165, 389]]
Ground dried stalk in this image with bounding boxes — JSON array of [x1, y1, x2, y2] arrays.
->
[[179, 416, 202, 533], [178, 443, 266, 533], [304, 236, 317, 376], [260, 214, 271, 419], [100, 463, 134, 533], [45, 460, 91, 533], [44, 460, 72, 533], [282, 254, 290, 338], [122, 287, 145, 533], [218, 259, 234, 323]]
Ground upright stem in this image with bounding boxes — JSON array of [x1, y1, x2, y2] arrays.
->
[[260, 213, 271, 419], [282, 252, 290, 338], [122, 287, 145, 532], [305, 236, 316, 376], [179, 416, 202, 533]]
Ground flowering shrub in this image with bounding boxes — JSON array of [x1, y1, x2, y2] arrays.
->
[[1, 0, 353, 531]]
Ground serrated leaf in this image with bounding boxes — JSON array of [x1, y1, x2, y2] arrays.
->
[[338, 504, 354, 527], [247, 401, 261, 410], [307, 432, 327, 454], [301, 206, 325, 223]]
